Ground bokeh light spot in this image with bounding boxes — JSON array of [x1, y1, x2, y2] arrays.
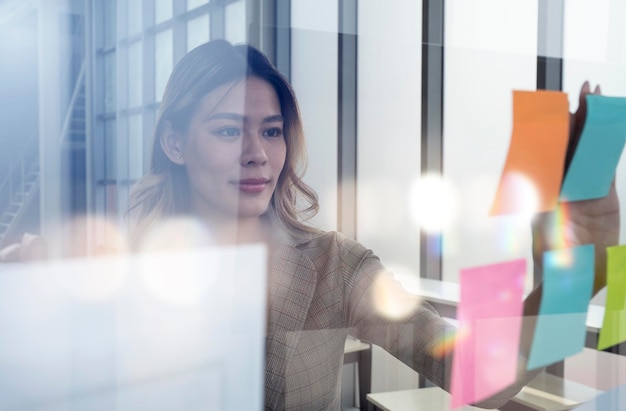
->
[[409, 174, 458, 234], [497, 172, 540, 217], [62, 215, 130, 302], [138, 218, 216, 306], [372, 269, 422, 320], [139, 217, 214, 253], [139, 250, 216, 306], [64, 215, 129, 257], [387, 264, 422, 296]]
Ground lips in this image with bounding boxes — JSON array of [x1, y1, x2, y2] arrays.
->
[[235, 178, 270, 193]]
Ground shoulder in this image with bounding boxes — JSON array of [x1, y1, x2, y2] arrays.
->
[[293, 230, 364, 253], [292, 230, 380, 274]]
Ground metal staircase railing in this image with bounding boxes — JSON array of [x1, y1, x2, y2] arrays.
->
[[0, 138, 39, 247], [0, 14, 86, 248], [61, 62, 86, 145], [0, 60, 86, 248]]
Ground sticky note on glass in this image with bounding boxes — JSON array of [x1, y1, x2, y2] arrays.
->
[[451, 259, 526, 408], [561, 95, 626, 201], [491, 90, 570, 215], [571, 383, 626, 411], [527, 245, 594, 370], [598, 245, 626, 350]]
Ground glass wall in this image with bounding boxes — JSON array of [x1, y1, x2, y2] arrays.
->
[[357, 0, 422, 278], [3, 0, 626, 409], [562, 0, 626, 245], [560, 0, 626, 393], [92, 0, 245, 226], [290, 0, 339, 231], [442, 0, 538, 286]]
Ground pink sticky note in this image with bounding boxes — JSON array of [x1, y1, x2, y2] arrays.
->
[[451, 259, 526, 408]]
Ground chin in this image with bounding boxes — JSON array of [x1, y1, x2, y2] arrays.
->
[[237, 204, 271, 219]]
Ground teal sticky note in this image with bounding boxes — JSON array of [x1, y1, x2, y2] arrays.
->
[[527, 244, 595, 370], [571, 383, 626, 410], [560, 95, 626, 201]]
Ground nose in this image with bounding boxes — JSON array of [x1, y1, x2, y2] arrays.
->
[[240, 133, 268, 166]]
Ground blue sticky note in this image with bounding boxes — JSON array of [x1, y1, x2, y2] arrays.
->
[[561, 95, 626, 201], [527, 244, 595, 370], [572, 383, 626, 410]]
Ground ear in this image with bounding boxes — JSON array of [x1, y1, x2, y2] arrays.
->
[[160, 121, 185, 165]]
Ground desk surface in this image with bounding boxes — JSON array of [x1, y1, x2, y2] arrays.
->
[[366, 373, 601, 411], [419, 278, 605, 331], [344, 338, 371, 354], [366, 387, 493, 411], [514, 372, 601, 411]]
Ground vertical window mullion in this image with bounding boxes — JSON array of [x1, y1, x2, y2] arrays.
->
[[537, 0, 565, 378], [275, 0, 291, 80], [172, 1, 187, 64], [420, 0, 445, 281], [337, 0, 357, 239], [210, 4, 225, 39], [537, 0, 564, 91]]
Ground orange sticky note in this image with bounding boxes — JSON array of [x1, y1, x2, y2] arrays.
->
[[491, 90, 570, 215]]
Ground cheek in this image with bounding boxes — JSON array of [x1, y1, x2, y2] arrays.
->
[[187, 139, 241, 171], [274, 143, 287, 171]]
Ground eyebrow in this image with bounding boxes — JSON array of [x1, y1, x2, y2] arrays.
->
[[205, 112, 284, 124]]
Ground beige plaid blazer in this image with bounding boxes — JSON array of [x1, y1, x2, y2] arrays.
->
[[265, 230, 532, 410], [264, 231, 457, 410]]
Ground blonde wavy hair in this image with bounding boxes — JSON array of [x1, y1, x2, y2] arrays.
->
[[127, 40, 319, 246]]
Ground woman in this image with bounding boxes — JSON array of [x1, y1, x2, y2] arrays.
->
[[127, 39, 620, 409], [4, 40, 620, 409]]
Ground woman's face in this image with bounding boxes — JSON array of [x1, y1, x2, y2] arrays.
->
[[179, 76, 287, 221]]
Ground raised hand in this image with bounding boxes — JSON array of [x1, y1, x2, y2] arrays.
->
[[532, 81, 620, 294]]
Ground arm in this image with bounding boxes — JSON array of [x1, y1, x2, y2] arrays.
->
[[523, 81, 619, 351], [347, 82, 620, 409], [484, 82, 620, 405], [0, 233, 48, 262]]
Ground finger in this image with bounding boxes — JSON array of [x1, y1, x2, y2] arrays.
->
[[565, 82, 592, 177], [578, 80, 591, 110], [594, 84, 602, 95], [573, 82, 591, 129]]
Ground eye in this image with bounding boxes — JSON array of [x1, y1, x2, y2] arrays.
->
[[263, 127, 283, 138], [214, 126, 241, 138]]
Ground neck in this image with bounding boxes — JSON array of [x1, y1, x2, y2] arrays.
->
[[205, 215, 271, 246]]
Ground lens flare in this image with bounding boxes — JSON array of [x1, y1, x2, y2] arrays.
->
[[139, 250, 216, 306], [62, 215, 130, 302], [495, 172, 540, 217], [546, 203, 574, 267], [388, 264, 422, 295], [431, 325, 465, 358], [492, 173, 540, 255], [139, 218, 216, 306], [63, 215, 129, 257], [409, 174, 458, 234], [139, 217, 214, 253], [372, 269, 422, 320]]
